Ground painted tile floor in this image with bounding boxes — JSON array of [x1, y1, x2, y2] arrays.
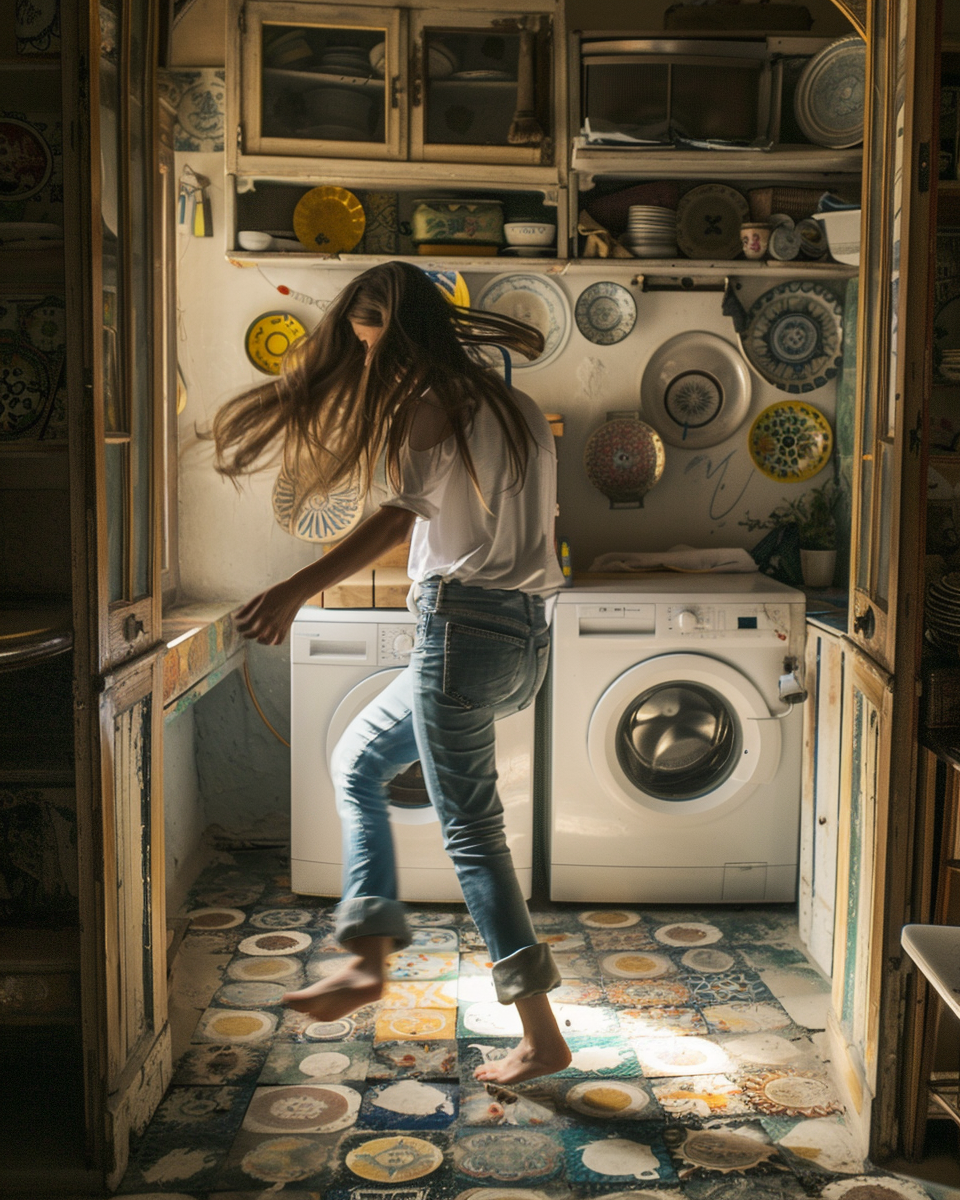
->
[[116, 849, 949, 1200]]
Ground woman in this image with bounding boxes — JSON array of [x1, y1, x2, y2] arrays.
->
[[213, 261, 569, 1083]]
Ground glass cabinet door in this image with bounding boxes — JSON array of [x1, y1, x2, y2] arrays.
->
[[240, 1, 404, 160], [410, 8, 554, 164]]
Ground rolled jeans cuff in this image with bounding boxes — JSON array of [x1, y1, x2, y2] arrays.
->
[[491, 941, 561, 1004], [335, 897, 410, 950]]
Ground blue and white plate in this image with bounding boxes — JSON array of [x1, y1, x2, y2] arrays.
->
[[475, 273, 570, 369], [272, 464, 365, 543], [794, 35, 866, 149], [575, 281, 637, 346], [740, 280, 844, 394]]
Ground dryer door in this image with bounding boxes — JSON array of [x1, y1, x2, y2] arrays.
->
[[326, 667, 439, 826], [587, 652, 781, 819]]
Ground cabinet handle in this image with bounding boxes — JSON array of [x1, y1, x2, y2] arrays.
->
[[818, 816, 828, 825], [390, 74, 402, 109]]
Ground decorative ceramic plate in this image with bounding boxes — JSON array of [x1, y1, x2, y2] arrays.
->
[[248, 907, 315, 928], [272, 464, 365, 544], [346, 1134, 444, 1181], [0, 335, 51, 437], [454, 1130, 563, 1182], [475, 273, 570, 369], [425, 269, 470, 307], [196, 1008, 278, 1042], [575, 281, 637, 345], [675, 183, 749, 259], [245, 311, 307, 375], [741, 1069, 841, 1117], [653, 921, 722, 947], [217, 980, 288, 1008], [566, 1080, 651, 1119], [680, 947, 737, 973], [244, 1083, 361, 1133], [794, 35, 866, 149], [0, 119, 53, 199], [184, 906, 247, 929], [228, 955, 302, 983], [740, 280, 844, 393], [579, 910, 641, 928], [640, 330, 751, 449], [600, 951, 674, 980], [583, 414, 665, 506], [747, 400, 833, 482], [238, 930, 313, 956], [293, 185, 365, 253]]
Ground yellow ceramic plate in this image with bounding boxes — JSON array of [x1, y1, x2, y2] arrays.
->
[[245, 311, 306, 375], [293, 185, 366, 253], [747, 400, 833, 483], [425, 269, 470, 307]]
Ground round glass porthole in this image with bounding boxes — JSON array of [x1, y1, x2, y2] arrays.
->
[[615, 682, 740, 802]]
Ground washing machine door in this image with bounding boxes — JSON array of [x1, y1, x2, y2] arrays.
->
[[326, 668, 438, 826], [587, 652, 781, 818]]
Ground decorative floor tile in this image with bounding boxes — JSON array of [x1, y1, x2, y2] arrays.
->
[[551, 978, 606, 1006], [537, 931, 587, 952], [453, 1127, 565, 1186], [387, 950, 459, 981], [192, 886, 265, 908], [605, 980, 692, 1008], [368, 1038, 458, 1080], [677, 945, 748, 974], [213, 979, 288, 1009], [586, 927, 660, 950], [652, 921, 724, 948], [549, 1000, 620, 1038], [459, 950, 495, 975], [741, 944, 810, 970], [336, 1130, 449, 1188], [820, 1175, 937, 1200], [181, 928, 247, 953], [548, 950, 601, 980], [410, 926, 459, 951], [459, 1079, 562, 1126], [227, 952, 304, 984], [408, 911, 463, 928], [559, 1123, 678, 1187], [651, 1073, 752, 1119], [457, 1001, 524, 1038], [663, 1120, 789, 1180], [194, 1007, 278, 1043], [121, 1141, 230, 1192], [559, 1077, 661, 1122], [740, 1068, 843, 1118], [247, 906, 317, 929], [305, 950, 351, 982], [212, 1129, 338, 1191], [277, 1007, 376, 1042], [699, 1001, 793, 1036], [359, 1080, 458, 1129], [238, 929, 314, 957], [617, 1005, 708, 1039], [381, 980, 460, 1009], [764, 1114, 866, 1175], [599, 949, 678, 981], [242, 1083, 362, 1134], [552, 1034, 644, 1079], [258, 1039, 369, 1084], [631, 1034, 736, 1079], [578, 908, 644, 930], [758, 965, 832, 1029], [683, 972, 776, 1006], [184, 905, 247, 930], [378, 1007, 458, 1041], [458, 973, 498, 1003], [173, 1042, 268, 1085], [718, 1031, 819, 1069], [682, 1173, 811, 1200]]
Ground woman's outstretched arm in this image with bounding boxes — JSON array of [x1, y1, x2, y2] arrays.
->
[[235, 504, 416, 645]]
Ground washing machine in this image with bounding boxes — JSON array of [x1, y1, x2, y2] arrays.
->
[[548, 574, 806, 904], [291, 607, 535, 901]]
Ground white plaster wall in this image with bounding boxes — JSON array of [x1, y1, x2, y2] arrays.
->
[[163, 705, 207, 910]]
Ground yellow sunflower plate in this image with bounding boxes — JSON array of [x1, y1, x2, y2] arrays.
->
[[293, 185, 366, 254], [245, 311, 306, 375], [747, 400, 833, 482]]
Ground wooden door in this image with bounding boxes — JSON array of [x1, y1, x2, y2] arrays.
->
[[62, 0, 170, 1185]]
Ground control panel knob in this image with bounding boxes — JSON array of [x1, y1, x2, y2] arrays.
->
[[393, 631, 415, 656], [676, 609, 699, 633]]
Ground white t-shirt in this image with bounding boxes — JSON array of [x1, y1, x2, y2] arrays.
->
[[383, 386, 564, 603]]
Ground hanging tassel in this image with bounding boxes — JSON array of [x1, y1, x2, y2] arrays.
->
[[508, 18, 544, 146]]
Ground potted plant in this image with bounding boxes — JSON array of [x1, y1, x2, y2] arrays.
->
[[741, 479, 843, 588]]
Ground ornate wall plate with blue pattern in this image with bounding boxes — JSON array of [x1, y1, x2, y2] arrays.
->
[[640, 331, 751, 449], [794, 35, 866, 149], [575, 281, 637, 345], [747, 400, 833, 482], [272, 464, 365, 543], [740, 280, 843, 393], [476, 273, 570, 369]]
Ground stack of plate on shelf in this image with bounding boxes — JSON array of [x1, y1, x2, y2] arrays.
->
[[926, 573, 960, 651], [319, 45, 373, 77], [622, 205, 678, 258]]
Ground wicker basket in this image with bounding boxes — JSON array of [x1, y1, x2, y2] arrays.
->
[[748, 186, 829, 222]]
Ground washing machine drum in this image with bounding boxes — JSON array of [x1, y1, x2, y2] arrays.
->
[[588, 653, 781, 818]]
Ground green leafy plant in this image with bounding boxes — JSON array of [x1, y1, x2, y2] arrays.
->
[[741, 479, 843, 551]]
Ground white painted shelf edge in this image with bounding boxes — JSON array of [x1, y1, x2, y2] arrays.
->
[[901, 923, 960, 1021]]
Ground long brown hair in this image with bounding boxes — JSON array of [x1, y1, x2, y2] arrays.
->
[[211, 261, 545, 507]]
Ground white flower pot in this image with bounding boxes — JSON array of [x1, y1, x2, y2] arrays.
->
[[801, 548, 837, 588]]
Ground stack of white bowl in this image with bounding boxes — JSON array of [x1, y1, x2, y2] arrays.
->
[[926, 573, 960, 650], [319, 45, 373, 77], [622, 205, 678, 258]]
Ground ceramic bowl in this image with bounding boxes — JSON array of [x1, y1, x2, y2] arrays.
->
[[503, 222, 556, 247], [812, 209, 861, 266], [302, 86, 376, 129], [238, 230, 274, 251]]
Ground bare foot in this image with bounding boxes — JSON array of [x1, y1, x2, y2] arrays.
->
[[473, 1034, 572, 1084], [282, 935, 391, 1023]]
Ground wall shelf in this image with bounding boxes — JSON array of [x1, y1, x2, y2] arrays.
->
[[571, 143, 864, 185]]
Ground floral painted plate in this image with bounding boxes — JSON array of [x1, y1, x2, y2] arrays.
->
[[640, 330, 751, 449], [584, 413, 665, 508], [272, 463, 365, 543], [794, 35, 866, 149], [747, 400, 833, 482], [575, 281, 637, 345], [740, 280, 843, 393], [676, 183, 748, 260], [475, 273, 570, 369], [245, 311, 306, 375], [0, 118, 53, 199], [293, 185, 366, 253]]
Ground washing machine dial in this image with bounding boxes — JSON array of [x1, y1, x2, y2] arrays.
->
[[676, 608, 700, 633], [392, 631, 415, 657]]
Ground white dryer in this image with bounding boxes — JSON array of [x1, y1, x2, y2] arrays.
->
[[548, 575, 806, 904], [290, 607, 534, 902]]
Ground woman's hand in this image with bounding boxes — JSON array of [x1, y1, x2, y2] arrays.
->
[[235, 577, 309, 646]]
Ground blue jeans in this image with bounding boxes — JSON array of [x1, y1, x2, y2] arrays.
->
[[331, 578, 560, 1003]]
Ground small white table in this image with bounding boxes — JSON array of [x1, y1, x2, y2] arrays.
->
[[901, 923, 960, 1126]]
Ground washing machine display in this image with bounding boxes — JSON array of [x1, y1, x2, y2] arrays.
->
[[291, 608, 534, 902], [549, 575, 806, 905]]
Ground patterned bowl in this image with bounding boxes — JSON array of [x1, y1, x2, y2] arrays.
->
[[584, 414, 666, 508]]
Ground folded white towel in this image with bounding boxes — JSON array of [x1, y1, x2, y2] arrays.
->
[[588, 545, 758, 574]]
